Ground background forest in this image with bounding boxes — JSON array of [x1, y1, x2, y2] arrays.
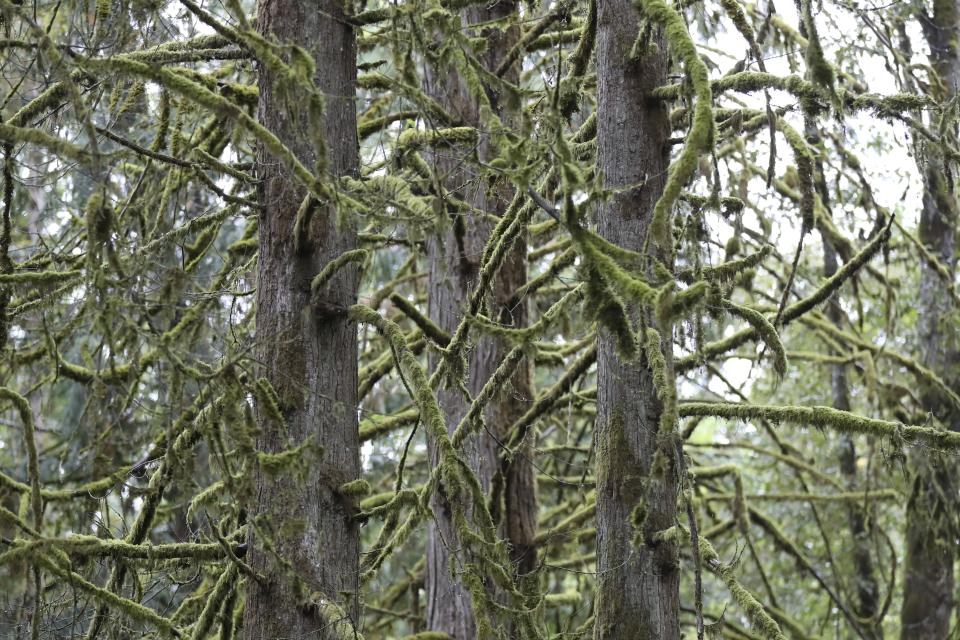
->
[[0, 0, 958, 638]]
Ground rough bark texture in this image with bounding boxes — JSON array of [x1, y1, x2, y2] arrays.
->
[[594, 6, 679, 640], [423, 5, 536, 637], [901, 2, 960, 638], [243, 1, 360, 638]]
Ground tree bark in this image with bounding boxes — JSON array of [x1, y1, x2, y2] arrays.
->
[[594, 4, 679, 639], [422, 6, 536, 637], [901, 2, 960, 638], [824, 234, 881, 636], [243, 1, 360, 638]]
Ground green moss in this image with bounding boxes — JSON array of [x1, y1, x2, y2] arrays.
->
[[396, 126, 478, 150], [668, 280, 709, 322], [311, 249, 368, 295], [33, 551, 181, 637], [644, 327, 678, 441], [777, 118, 815, 230], [637, 0, 714, 250], [81, 55, 331, 203], [339, 479, 372, 497], [189, 564, 239, 640], [724, 234, 741, 259], [707, 246, 770, 282], [678, 216, 892, 372], [0, 269, 82, 286], [655, 71, 816, 103], [0, 388, 41, 530], [706, 545, 785, 639], [680, 401, 960, 450], [254, 377, 287, 432], [559, 0, 597, 117], [722, 300, 787, 379], [390, 292, 450, 346], [257, 439, 321, 479], [799, 0, 836, 106], [468, 285, 581, 343]]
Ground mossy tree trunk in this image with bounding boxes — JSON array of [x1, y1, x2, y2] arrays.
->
[[422, 5, 535, 637], [901, 1, 960, 638], [593, 3, 679, 639], [242, 1, 361, 638]]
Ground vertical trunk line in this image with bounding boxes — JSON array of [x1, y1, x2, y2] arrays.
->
[[901, 2, 960, 638], [243, 1, 360, 638], [822, 206, 881, 637], [423, 4, 536, 637], [594, 3, 679, 639], [811, 111, 881, 635]]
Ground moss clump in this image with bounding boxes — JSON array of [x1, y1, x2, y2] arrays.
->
[[0, 387, 41, 530], [338, 479, 372, 497], [0, 269, 82, 286], [85, 191, 113, 263], [254, 377, 287, 433], [799, 0, 836, 106], [396, 127, 478, 150], [722, 299, 787, 379], [257, 439, 321, 479]]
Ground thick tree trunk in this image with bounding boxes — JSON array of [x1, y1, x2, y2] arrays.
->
[[901, 2, 960, 638], [423, 6, 535, 637], [243, 1, 360, 638], [901, 170, 960, 636], [901, 163, 960, 640], [425, 231, 494, 638], [594, 5, 679, 639]]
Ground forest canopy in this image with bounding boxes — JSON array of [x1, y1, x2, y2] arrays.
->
[[0, 0, 958, 639]]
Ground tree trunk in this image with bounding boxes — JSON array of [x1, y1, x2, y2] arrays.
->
[[823, 236, 880, 635], [814, 116, 880, 635], [243, 1, 360, 638], [422, 6, 535, 637], [594, 4, 679, 639], [902, 2, 960, 638]]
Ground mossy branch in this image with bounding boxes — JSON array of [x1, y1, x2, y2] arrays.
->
[[396, 127, 479, 150], [34, 551, 182, 637], [677, 215, 892, 372], [389, 293, 450, 347], [0, 387, 41, 530], [311, 249, 368, 295], [679, 401, 960, 450], [697, 535, 786, 640], [721, 299, 787, 379]]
